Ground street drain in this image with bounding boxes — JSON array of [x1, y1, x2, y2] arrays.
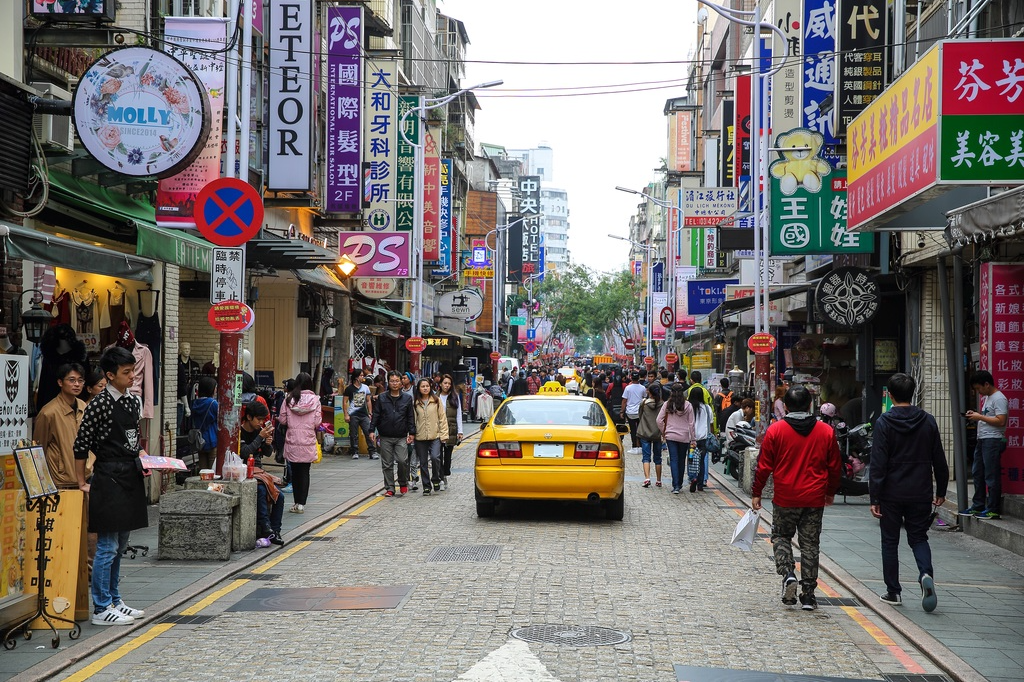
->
[[817, 596, 862, 607], [237, 573, 280, 581], [510, 624, 631, 647], [883, 675, 951, 682], [157, 615, 217, 625], [299, 536, 336, 542], [427, 544, 502, 562]]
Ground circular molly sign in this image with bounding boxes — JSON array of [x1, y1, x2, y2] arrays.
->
[[437, 289, 485, 321], [664, 352, 679, 364], [73, 47, 211, 179], [405, 336, 426, 353], [660, 306, 674, 328], [623, 339, 635, 351], [353, 278, 398, 300], [208, 301, 255, 333], [747, 332, 778, 355], [815, 266, 880, 328], [489, 351, 501, 361]]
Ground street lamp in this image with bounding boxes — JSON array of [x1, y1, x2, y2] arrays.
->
[[399, 79, 503, 371], [16, 289, 51, 344], [609, 233, 657, 360]]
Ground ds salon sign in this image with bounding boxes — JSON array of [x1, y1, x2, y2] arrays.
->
[[73, 47, 210, 178]]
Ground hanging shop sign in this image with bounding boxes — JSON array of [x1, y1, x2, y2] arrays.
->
[[978, 263, 1024, 495], [423, 127, 441, 260], [208, 301, 255, 333], [210, 247, 245, 305], [687, 279, 738, 316], [802, 0, 839, 145], [670, 108, 695, 172], [396, 96, 419, 231], [405, 336, 426, 353], [31, 0, 115, 22], [814, 266, 879, 328], [268, 0, 313, 190], [437, 289, 484, 322], [506, 213, 524, 284], [325, 4, 361, 210], [361, 56, 396, 226], [0, 357, 29, 453], [353, 278, 398, 300], [748, 332, 778, 355], [683, 187, 738, 228], [73, 47, 211, 179], [338, 231, 411, 278], [156, 17, 229, 229], [431, 159, 453, 275], [835, 0, 887, 136], [772, 0, 803, 135], [519, 176, 542, 277]]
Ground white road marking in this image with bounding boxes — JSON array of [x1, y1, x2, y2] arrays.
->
[[454, 640, 562, 681]]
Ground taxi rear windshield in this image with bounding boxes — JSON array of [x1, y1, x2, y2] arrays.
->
[[493, 399, 607, 427]]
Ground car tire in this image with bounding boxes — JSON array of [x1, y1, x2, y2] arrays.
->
[[476, 498, 496, 517], [605, 495, 624, 521]]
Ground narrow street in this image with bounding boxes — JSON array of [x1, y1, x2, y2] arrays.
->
[[56, 434, 952, 682]]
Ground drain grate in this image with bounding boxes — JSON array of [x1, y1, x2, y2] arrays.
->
[[817, 596, 862, 607], [883, 676, 951, 682], [510, 624, 631, 647], [427, 544, 502, 562], [237, 573, 279, 581], [157, 614, 217, 625], [299, 536, 336, 542]]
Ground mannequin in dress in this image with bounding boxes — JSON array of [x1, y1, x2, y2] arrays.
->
[[178, 342, 200, 415]]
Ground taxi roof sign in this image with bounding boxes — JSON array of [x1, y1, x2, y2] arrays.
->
[[538, 381, 568, 395]]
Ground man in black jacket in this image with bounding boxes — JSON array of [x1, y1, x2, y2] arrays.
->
[[370, 371, 416, 497], [510, 370, 530, 397], [869, 373, 949, 612]]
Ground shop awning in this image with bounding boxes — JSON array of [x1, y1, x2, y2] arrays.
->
[[47, 170, 157, 229], [355, 301, 411, 325], [2, 222, 155, 281], [294, 266, 349, 293], [136, 223, 213, 272], [944, 186, 1024, 247], [247, 231, 338, 270], [708, 281, 819, 319]]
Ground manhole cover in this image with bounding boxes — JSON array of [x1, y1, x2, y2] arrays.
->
[[427, 545, 502, 562], [510, 624, 631, 647]]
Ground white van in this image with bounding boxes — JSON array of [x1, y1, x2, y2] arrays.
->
[[498, 357, 520, 376]]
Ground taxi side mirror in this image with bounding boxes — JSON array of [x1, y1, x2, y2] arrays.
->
[[616, 423, 629, 434]]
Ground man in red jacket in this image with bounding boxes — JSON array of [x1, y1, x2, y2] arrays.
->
[[752, 385, 841, 611]]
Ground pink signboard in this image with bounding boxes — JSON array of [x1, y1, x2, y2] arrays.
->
[[338, 231, 411, 278], [422, 128, 441, 260], [980, 263, 1024, 495]]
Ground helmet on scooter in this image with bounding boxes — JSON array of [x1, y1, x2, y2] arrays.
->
[[819, 402, 837, 418]]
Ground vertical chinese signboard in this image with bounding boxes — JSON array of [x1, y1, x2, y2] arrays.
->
[[519, 176, 542, 277], [325, 5, 361, 211], [362, 58, 396, 230], [422, 125, 441, 261], [431, 158, 452, 276], [396, 96, 419, 231], [803, 0, 838, 145], [506, 214, 523, 284], [772, 0, 803, 135], [734, 74, 751, 185], [836, 0, 887, 136], [269, 0, 314, 190], [979, 263, 1024, 495]]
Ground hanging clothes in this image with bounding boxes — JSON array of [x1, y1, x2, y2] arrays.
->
[[106, 323, 155, 419], [101, 287, 128, 348], [44, 290, 71, 327], [134, 312, 162, 406], [72, 288, 98, 334]]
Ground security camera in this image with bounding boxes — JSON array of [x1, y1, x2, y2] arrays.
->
[[917, 232, 926, 249], [697, 8, 709, 24]]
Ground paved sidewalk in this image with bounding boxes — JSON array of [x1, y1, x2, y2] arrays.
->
[[1, 424, 482, 682], [708, 461, 1024, 682]]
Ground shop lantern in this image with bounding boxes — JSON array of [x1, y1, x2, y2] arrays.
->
[[18, 289, 51, 344]]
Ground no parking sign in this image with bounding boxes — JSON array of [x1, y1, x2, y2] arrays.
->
[[195, 178, 264, 247]]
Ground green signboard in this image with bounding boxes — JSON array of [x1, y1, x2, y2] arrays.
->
[[770, 169, 874, 256], [940, 115, 1024, 183], [509, 316, 527, 326]]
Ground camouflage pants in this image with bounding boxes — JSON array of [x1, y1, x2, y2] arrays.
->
[[770, 506, 825, 595]]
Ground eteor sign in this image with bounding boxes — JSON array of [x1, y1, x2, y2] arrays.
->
[[73, 47, 211, 178]]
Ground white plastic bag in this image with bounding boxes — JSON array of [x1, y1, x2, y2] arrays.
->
[[730, 508, 762, 551]]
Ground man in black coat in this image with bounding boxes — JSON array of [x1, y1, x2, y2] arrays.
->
[[370, 371, 416, 497], [869, 372, 949, 613], [509, 370, 530, 397]]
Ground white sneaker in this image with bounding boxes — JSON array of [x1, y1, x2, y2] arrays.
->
[[113, 601, 145, 618], [351, 453, 360, 460], [439, 480, 447, 491], [92, 606, 135, 626], [289, 504, 305, 514]]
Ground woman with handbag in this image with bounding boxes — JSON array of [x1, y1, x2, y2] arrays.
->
[[437, 374, 463, 490], [637, 383, 666, 488], [688, 384, 715, 492], [413, 378, 449, 496], [658, 384, 696, 494]]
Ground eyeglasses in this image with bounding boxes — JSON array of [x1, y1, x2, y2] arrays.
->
[[62, 378, 85, 384]]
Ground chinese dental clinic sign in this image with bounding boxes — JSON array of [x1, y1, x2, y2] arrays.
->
[[73, 47, 211, 178], [848, 38, 1024, 231]]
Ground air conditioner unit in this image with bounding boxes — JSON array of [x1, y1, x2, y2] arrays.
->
[[30, 82, 74, 153]]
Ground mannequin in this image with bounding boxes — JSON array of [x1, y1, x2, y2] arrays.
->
[[178, 342, 201, 411], [101, 281, 129, 347], [36, 324, 87, 412], [134, 286, 162, 404], [106, 321, 155, 419]]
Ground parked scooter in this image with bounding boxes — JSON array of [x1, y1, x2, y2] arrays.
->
[[721, 421, 756, 481], [835, 422, 872, 497]]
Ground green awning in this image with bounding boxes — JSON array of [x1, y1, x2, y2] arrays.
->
[[47, 170, 158, 228], [136, 223, 213, 272], [294, 266, 349, 293], [2, 222, 154, 282], [355, 301, 411, 324]]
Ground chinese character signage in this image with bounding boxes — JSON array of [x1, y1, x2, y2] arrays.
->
[[506, 215, 523, 284], [719, 99, 735, 187], [362, 57, 395, 229], [836, 0, 887, 135], [338, 231, 411, 278], [157, 18, 228, 229], [683, 187, 738, 227], [431, 158, 453, 276], [652, 292, 668, 341], [210, 247, 245, 304], [702, 228, 719, 270], [396, 96, 419, 231], [324, 5, 361, 210], [652, 262, 664, 294], [268, 0, 314, 190], [772, 0, 803, 135], [422, 126, 441, 260], [686, 279, 738, 316], [675, 265, 697, 331], [980, 263, 1024, 495], [734, 74, 751, 184], [802, 0, 838, 144], [519, 176, 542, 277]]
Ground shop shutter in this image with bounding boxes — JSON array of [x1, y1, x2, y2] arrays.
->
[[0, 88, 33, 195]]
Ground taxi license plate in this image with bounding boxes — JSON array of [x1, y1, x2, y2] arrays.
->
[[533, 444, 564, 458]]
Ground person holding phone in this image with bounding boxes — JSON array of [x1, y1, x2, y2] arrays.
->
[[963, 370, 1008, 519]]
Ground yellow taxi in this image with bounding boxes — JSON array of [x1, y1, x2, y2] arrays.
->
[[474, 394, 628, 520]]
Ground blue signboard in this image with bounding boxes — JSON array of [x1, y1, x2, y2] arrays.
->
[[687, 279, 739, 316], [431, 158, 453, 276], [652, 262, 664, 293], [802, 0, 839, 145]]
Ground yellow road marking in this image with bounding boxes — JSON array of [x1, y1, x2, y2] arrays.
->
[[61, 623, 175, 682], [179, 579, 248, 616], [842, 606, 926, 673]]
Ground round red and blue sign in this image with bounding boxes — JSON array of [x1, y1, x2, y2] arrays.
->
[[195, 177, 264, 247]]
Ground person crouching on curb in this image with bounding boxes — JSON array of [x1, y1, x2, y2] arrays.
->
[[73, 347, 148, 625], [240, 400, 285, 545], [752, 385, 841, 612], [370, 371, 416, 497]]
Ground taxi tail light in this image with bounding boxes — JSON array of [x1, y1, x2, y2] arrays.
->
[[574, 443, 599, 459], [497, 441, 522, 458], [597, 446, 621, 459], [477, 442, 499, 458]]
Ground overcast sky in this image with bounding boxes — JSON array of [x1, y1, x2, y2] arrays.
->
[[439, 0, 699, 273]]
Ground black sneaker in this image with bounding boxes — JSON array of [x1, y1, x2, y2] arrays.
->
[[423, 488, 431, 496], [267, 533, 284, 546], [880, 592, 902, 605], [799, 593, 818, 611], [782, 571, 798, 605]]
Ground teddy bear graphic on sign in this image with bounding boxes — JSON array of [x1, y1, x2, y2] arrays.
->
[[769, 128, 832, 196]]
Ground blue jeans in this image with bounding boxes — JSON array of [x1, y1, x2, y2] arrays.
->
[[640, 438, 663, 465], [666, 441, 690, 491], [972, 438, 1005, 512], [257, 481, 284, 534], [92, 531, 130, 612]]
